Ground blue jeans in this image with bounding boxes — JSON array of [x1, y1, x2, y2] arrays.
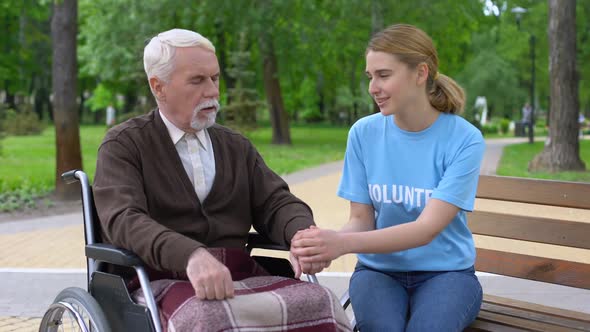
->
[[349, 263, 482, 332]]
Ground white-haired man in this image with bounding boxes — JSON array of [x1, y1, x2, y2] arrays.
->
[[93, 29, 349, 331]]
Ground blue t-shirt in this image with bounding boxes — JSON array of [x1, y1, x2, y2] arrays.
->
[[337, 113, 485, 272]]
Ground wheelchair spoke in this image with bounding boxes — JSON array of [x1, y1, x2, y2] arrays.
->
[[39, 287, 109, 332]]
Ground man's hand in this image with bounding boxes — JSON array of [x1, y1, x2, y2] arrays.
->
[[186, 247, 234, 300], [289, 251, 330, 279], [289, 251, 303, 279]]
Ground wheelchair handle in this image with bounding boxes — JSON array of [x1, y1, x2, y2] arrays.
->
[[62, 169, 82, 184]]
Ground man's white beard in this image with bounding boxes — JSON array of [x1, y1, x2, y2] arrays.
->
[[190, 99, 220, 131]]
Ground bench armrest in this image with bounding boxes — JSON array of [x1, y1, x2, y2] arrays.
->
[[86, 243, 144, 267], [247, 232, 289, 251]]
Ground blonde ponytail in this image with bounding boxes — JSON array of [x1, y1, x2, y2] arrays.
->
[[428, 74, 465, 114]]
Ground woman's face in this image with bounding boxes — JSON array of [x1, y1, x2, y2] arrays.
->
[[365, 51, 420, 116]]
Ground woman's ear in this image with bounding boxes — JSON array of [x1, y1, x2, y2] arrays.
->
[[416, 63, 429, 86]]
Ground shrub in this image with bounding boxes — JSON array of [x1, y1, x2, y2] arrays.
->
[[499, 119, 510, 134], [300, 108, 324, 123], [1, 108, 46, 136], [0, 108, 4, 156], [481, 123, 498, 135], [0, 180, 49, 212]]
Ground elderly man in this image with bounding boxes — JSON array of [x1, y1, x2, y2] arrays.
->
[[93, 29, 349, 331]]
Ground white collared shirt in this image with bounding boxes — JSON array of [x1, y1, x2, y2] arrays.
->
[[160, 111, 216, 202]]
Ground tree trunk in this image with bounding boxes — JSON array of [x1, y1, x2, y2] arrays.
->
[[51, 0, 82, 200], [123, 90, 137, 114], [529, 0, 585, 172], [215, 19, 235, 104], [261, 35, 291, 145], [4, 82, 16, 110]]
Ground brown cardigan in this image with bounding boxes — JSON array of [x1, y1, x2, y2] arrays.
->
[[93, 110, 314, 273]]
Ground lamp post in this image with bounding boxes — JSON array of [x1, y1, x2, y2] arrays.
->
[[512, 6, 536, 144]]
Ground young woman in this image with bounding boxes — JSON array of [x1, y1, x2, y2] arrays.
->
[[292, 24, 485, 331]]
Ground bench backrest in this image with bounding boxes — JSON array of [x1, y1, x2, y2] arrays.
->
[[468, 175, 590, 290]]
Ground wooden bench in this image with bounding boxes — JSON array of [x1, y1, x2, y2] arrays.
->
[[466, 175, 590, 331]]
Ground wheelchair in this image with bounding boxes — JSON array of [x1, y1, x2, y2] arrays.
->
[[38, 169, 322, 332]]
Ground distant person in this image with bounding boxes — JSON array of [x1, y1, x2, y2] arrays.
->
[[521, 102, 532, 136], [105, 104, 116, 127]]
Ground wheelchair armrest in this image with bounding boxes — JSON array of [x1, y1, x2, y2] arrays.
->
[[86, 243, 145, 267], [247, 232, 289, 251], [61, 169, 82, 184]]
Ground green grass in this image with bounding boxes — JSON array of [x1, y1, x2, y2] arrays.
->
[[0, 126, 106, 192], [0, 125, 349, 193], [246, 126, 348, 176], [481, 126, 549, 139], [496, 140, 590, 182]]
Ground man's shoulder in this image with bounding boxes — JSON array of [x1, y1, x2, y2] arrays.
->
[[103, 111, 156, 144], [209, 124, 252, 145]]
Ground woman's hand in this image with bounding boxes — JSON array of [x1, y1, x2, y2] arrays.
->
[[291, 226, 348, 262]]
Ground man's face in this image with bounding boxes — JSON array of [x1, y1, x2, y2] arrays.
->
[[155, 46, 220, 132]]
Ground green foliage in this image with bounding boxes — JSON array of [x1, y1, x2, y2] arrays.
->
[[481, 123, 499, 135], [499, 118, 510, 134], [75, 0, 485, 127], [0, 180, 48, 212], [0, 112, 4, 156], [1, 109, 46, 136], [0, 0, 51, 96], [223, 32, 260, 133], [85, 83, 121, 112], [457, 47, 525, 120]]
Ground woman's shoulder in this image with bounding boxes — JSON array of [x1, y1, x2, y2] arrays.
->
[[350, 113, 386, 132]]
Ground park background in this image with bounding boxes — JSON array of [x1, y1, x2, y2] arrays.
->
[[1, 0, 589, 214], [1, 0, 590, 330]]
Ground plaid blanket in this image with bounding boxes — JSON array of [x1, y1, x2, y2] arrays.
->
[[132, 248, 351, 332]]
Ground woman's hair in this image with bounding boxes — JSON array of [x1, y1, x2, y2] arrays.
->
[[143, 28, 215, 83], [367, 24, 465, 114]]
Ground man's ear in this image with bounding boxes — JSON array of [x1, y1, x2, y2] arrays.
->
[[149, 76, 166, 101], [416, 63, 429, 86]]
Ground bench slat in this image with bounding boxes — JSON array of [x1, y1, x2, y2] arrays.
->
[[483, 294, 590, 324], [466, 320, 528, 331], [475, 311, 577, 331], [481, 302, 590, 330], [477, 176, 590, 209], [475, 248, 590, 290], [469, 211, 590, 249]]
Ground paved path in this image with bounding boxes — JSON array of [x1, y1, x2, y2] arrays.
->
[[480, 137, 529, 175], [2, 137, 589, 331]]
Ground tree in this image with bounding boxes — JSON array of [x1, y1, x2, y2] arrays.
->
[[260, 30, 291, 145], [223, 32, 259, 133], [52, 0, 82, 199], [529, 0, 585, 172]]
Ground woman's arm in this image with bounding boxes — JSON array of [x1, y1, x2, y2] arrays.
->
[[339, 202, 376, 233], [292, 198, 459, 262]]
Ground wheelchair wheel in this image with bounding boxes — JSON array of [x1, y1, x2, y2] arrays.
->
[[39, 287, 111, 332]]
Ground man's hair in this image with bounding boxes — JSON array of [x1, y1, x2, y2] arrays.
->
[[143, 28, 215, 84]]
